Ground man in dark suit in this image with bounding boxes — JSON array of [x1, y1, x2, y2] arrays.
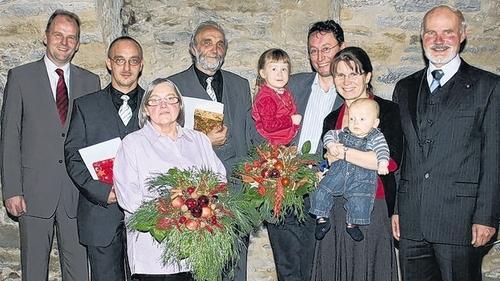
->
[[265, 20, 344, 281], [64, 36, 144, 281], [1, 10, 100, 281], [392, 5, 499, 281], [169, 21, 252, 281]]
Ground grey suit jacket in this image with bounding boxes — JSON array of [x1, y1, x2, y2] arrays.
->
[[1, 59, 100, 218], [288, 72, 343, 154], [64, 85, 144, 246], [169, 65, 253, 176], [393, 60, 500, 245]]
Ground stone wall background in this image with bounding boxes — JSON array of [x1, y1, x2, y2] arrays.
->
[[0, 0, 499, 280]]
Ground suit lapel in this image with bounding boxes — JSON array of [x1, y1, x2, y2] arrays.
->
[[408, 70, 425, 141]]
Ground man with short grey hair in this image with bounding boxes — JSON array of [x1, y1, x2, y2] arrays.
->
[[392, 5, 499, 281], [169, 20, 253, 281]]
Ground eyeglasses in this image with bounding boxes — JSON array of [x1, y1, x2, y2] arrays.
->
[[110, 56, 142, 66], [309, 43, 340, 57], [146, 97, 180, 106], [333, 72, 365, 81]]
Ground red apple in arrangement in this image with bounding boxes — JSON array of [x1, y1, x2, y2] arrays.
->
[[185, 219, 200, 230], [201, 207, 212, 218], [197, 195, 210, 207], [269, 168, 281, 178], [273, 160, 284, 171], [187, 186, 196, 194], [280, 177, 290, 187], [260, 168, 270, 178], [185, 198, 198, 210], [171, 196, 185, 208], [191, 206, 203, 218]]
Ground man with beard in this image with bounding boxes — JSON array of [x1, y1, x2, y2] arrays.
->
[[391, 5, 499, 281], [1, 10, 100, 281], [65, 36, 145, 281], [265, 20, 345, 281], [168, 21, 252, 281]]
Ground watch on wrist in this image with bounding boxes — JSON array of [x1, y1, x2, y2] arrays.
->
[[343, 147, 349, 160]]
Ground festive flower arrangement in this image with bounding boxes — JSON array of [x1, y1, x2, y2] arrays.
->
[[127, 168, 260, 281], [235, 141, 321, 223]]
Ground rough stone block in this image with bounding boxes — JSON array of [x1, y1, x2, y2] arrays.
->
[[395, 0, 445, 12]]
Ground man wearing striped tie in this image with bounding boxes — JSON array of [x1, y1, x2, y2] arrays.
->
[[0, 10, 100, 281], [64, 36, 145, 281]]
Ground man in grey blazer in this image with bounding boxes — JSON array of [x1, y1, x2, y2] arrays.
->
[[265, 20, 345, 281], [65, 36, 144, 281], [0, 10, 100, 281], [169, 21, 253, 281], [392, 5, 499, 281]]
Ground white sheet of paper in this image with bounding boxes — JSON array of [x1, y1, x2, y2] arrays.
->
[[183, 97, 224, 129], [78, 137, 122, 180]]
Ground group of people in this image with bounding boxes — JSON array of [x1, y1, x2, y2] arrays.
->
[[1, 4, 498, 281]]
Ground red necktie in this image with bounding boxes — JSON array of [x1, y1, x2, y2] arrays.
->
[[55, 68, 69, 125]]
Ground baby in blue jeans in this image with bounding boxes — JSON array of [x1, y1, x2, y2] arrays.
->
[[310, 98, 389, 241]]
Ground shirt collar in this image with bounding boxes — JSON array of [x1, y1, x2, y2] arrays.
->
[[427, 54, 461, 87], [312, 73, 336, 94], [143, 121, 194, 144], [44, 55, 70, 75]]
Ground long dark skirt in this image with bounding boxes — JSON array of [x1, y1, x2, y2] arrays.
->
[[312, 198, 398, 281]]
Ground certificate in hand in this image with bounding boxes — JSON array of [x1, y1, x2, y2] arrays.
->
[[183, 97, 224, 134], [78, 137, 121, 181]]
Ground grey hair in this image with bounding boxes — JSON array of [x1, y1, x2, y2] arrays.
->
[[138, 78, 184, 128], [421, 5, 467, 36], [189, 20, 228, 52]]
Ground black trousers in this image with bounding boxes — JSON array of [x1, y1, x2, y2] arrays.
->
[[266, 207, 316, 281], [134, 272, 194, 281], [399, 238, 488, 281], [87, 224, 129, 281]]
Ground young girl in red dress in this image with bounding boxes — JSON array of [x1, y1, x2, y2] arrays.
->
[[251, 48, 302, 145]]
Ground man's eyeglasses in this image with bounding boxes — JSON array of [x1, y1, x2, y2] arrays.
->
[[110, 56, 142, 66], [333, 72, 365, 81], [309, 43, 340, 57], [146, 97, 180, 106]]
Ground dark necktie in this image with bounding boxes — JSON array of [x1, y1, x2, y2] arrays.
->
[[55, 68, 69, 125], [430, 69, 444, 93]]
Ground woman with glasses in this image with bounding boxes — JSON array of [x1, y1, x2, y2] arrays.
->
[[113, 78, 226, 281], [312, 47, 403, 281]]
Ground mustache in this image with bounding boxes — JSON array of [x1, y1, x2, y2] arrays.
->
[[430, 44, 451, 51]]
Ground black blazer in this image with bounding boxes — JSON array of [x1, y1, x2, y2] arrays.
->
[[322, 95, 403, 217], [64, 84, 144, 247], [393, 60, 499, 245]]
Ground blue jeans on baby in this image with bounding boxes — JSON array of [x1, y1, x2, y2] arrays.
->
[[309, 130, 377, 225]]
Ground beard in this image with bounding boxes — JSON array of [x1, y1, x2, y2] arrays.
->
[[194, 49, 224, 72], [424, 43, 457, 66]]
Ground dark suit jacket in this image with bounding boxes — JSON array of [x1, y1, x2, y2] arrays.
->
[[393, 60, 500, 245], [64, 84, 144, 247], [288, 72, 344, 154], [1, 59, 100, 218], [322, 95, 403, 216], [169, 65, 253, 176]]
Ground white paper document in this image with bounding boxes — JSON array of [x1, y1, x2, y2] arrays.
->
[[78, 137, 121, 180], [183, 97, 224, 129]]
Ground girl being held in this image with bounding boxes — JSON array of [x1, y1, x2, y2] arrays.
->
[[252, 48, 302, 145]]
